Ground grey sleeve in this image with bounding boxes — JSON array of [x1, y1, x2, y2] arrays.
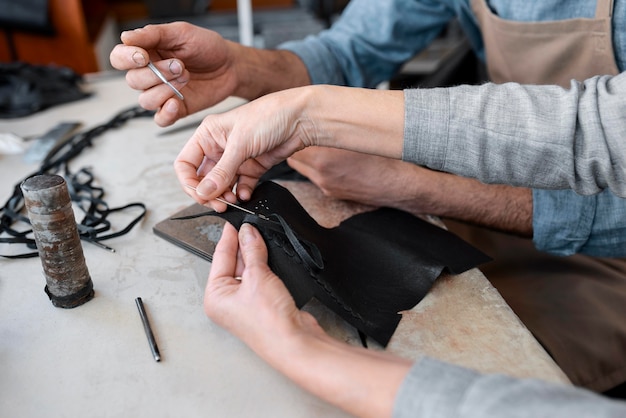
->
[[402, 72, 626, 197], [393, 357, 626, 418]]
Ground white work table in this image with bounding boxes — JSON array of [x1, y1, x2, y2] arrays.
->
[[0, 75, 569, 418]]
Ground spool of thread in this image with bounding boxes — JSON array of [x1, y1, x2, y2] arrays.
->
[[21, 174, 94, 308]]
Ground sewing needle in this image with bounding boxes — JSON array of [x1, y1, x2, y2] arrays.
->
[[147, 61, 184, 100], [184, 184, 269, 220]]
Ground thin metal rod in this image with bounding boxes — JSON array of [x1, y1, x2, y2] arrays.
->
[[135, 297, 161, 362], [147, 61, 184, 100], [184, 184, 269, 220]]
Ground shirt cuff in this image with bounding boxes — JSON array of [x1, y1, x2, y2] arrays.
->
[[279, 37, 347, 86], [533, 189, 626, 257], [393, 357, 479, 418], [402, 88, 450, 170]]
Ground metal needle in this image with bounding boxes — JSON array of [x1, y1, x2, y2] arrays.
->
[[184, 184, 269, 220], [147, 61, 184, 100]]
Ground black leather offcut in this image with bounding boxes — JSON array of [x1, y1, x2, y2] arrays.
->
[[0, 62, 90, 119], [177, 181, 491, 346]]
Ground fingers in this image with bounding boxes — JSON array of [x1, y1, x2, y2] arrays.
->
[[120, 23, 190, 51], [175, 141, 260, 205], [112, 22, 191, 70], [174, 128, 212, 194], [110, 43, 146, 70], [194, 139, 244, 200], [206, 223, 267, 286], [238, 224, 269, 271], [128, 59, 186, 89], [151, 98, 183, 127], [124, 59, 187, 97], [110, 24, 189, 124], [204, 223, 241, 322], [208, 223, 239, 282]]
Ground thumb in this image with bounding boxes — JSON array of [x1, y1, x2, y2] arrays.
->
[[196, 142, 245, 199], [120, 22, 189, 50], [238, 223, 269, 270]]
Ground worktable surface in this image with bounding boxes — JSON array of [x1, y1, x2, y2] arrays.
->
[[0, 74, 569, 418]]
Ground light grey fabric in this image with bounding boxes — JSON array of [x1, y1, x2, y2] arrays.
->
[[402, 73, 626, 197], [394, 357, 626, 418]]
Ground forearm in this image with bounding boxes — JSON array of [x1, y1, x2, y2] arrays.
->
[[264, 332, 412, 418], [231, 45, 312, 99], [411, 170, 533, 237], [289, 149, 533, 237]]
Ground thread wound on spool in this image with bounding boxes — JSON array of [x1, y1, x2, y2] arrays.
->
[[21, 174, 94, 308]]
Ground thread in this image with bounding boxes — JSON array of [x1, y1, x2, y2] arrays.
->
[[21, 174, 94, 308]]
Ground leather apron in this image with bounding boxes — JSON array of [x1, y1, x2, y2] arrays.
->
[[456, 0, 625, 392]]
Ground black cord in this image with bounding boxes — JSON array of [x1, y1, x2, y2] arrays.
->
[[0, 105, 154, 258]]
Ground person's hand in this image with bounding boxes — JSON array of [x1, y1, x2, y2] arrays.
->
[[206, 222, 412, 418], [205, 223, 325, 361], [174, 87, 319, 210], [174, 85, 405, 210], [288, 147, 437, 211], [109, 22, 239, 126]]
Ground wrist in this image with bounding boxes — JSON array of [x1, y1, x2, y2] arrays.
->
[[232, 46, 311, 100], [306, 86, 404, 158], [267, 328, 411, 418], [255, 313, 333, 372]]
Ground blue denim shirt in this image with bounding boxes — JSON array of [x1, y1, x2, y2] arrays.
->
[[280, 0, 626, 257]]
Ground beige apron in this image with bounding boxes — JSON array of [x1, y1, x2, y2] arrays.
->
[[454, 0, 625, 392], [472, 0, 619, 86]]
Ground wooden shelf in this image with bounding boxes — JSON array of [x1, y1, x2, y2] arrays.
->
[[0, 0, 107, 74]]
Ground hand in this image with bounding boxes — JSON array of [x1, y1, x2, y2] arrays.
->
[[207, 222, 412, 418], [174, 85, 405, 210], [205, 223, 325, 360], [110, 22, 238, 126], [174, 87, 317, 209], [288, 147, 436, 211]]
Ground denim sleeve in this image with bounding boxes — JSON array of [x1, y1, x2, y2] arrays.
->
[[533, 189, 626, 257], [279, 0, 455, 87]]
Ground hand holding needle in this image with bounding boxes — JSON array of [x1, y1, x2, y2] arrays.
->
[[147, 61, 184, 100]]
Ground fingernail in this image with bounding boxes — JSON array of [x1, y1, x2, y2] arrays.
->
[[132, 51, 146, 66], [239, 224, 255, 245], [237, 188, 251, 201], [164, 100, 178, 114], [169, 60, 182, 75], [196, 179, 217, 197]]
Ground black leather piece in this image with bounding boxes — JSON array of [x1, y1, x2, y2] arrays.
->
[[206, 181, 491, 346], [0, 62, 89, 118]]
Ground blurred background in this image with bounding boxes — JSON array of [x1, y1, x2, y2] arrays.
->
[[0, 0, 349, 75], [0, 0, 483, 90]]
